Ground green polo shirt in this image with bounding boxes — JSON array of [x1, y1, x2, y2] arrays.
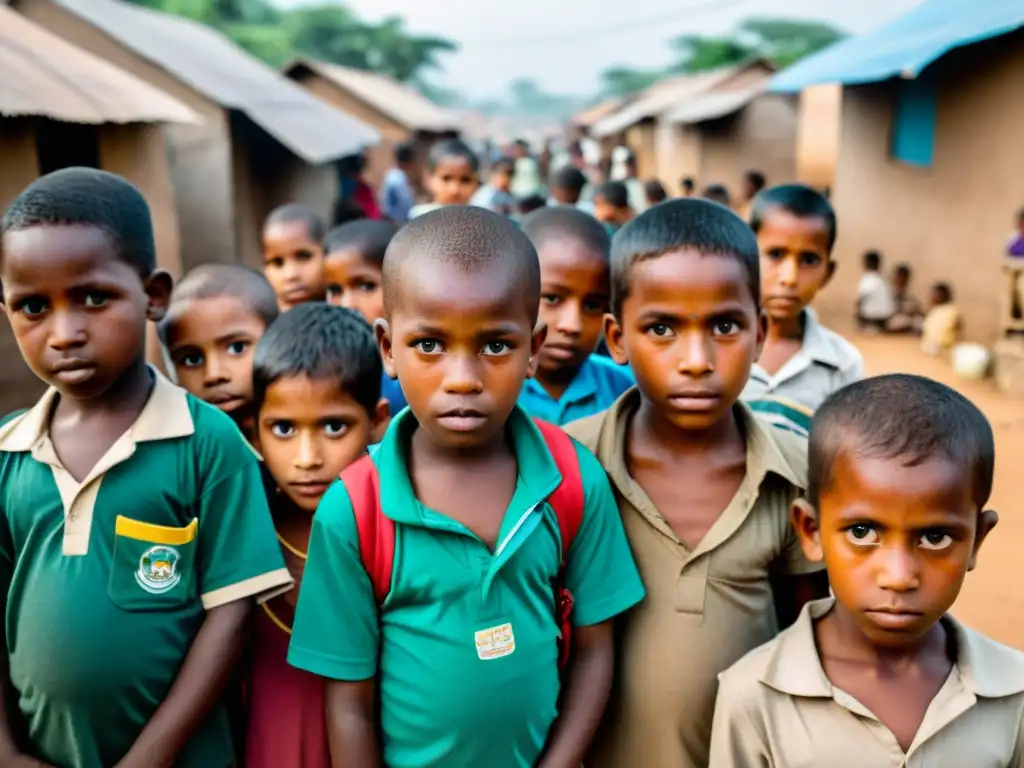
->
[[0, 371, 293, 768], [288, 406, 645, 768]]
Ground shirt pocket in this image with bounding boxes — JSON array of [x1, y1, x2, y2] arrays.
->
[[109, 515, 199, 611]]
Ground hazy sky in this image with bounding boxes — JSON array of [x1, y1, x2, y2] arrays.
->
[[297, 0, 924, 98]]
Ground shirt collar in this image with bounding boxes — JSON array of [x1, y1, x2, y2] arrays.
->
[[523, 356, 599, 404], [0, 367, 194, 454], [761, 598, 1024, 699], [800, 308, 843, 369], [374, 404, 562, 526], [593, 388, 803, 491]]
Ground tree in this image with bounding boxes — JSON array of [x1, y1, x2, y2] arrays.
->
[[598, 66, 662, 99]]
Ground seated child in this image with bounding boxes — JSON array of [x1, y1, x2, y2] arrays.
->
[[702, 183, 731, 208], [855, 250, 895, 331], [711, 374, 1013, 767], [518, 207, 633, 425], [246, 303, 388, 768], [471, 156, 517, 216], [567, 199, 828, 768], [322, 219, 408, 415], [262, 203, 327, 311], [743, 184, 863, 413], [409, 138, 480, 219], [287, 206, 644, 768], [549, 166, 589, 207], [592, 180, 633, 233], [921, 282, 961, 355], [643, 179, 668, 207], [886, 262, 924, 333], [0, 167, 291, 768], [159, 264, 279, 443]]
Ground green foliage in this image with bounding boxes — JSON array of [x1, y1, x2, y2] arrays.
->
[[123, 0, 458, 85], [599, 66, 663, 100]]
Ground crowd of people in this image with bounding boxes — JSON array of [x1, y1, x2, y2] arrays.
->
[[0, 138, 1017, 768]]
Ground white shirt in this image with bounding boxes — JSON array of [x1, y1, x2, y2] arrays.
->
[[857, 271, 895, 320]]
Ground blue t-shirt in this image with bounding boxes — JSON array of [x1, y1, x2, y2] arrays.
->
[[381, 373, 407, 417], [518, 354, 634, 426]]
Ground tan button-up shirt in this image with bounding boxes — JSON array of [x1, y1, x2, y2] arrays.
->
[[711, 598, 1024, 767], [566, 391, 822, 768]]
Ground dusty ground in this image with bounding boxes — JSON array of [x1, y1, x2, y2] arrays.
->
[[850, 331, 1024, 647]]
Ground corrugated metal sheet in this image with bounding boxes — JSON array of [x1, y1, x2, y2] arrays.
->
[[45, 0, 380, 163], [772, 0, 1024, 91], [285, 59, 459, 134], [0, 5, 199, 124], [664, 87, 763, 124]]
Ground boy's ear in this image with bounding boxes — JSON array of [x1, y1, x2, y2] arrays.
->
[[604, 313, 628, 366], [370, 397, 391, 444], [526, 321, 548, 378], [791, 498, 824, 563], [374, 319, 397, 379], [968, 509, 999, 571], [144, 270, 173, 323]]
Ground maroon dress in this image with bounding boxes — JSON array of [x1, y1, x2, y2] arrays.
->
[[245, 585, 330, 767]]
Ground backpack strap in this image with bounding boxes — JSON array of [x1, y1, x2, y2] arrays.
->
[[533, 420, 585, 559], [342, 454, 395, 604]]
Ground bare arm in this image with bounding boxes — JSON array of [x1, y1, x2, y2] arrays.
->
[[115, 600, 251, 768], [326, 678, 380, 768], [537, 620, 615, 768]]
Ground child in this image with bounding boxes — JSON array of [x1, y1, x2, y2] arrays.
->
[[409, 138, 480, 219], [0, 168, 292, 768], [322, 220, 408, 415], [566, 199, 828, 768], [643, 179, 668, 208], [549, 166, 589, 207], [886, 262, 924, 333], [711, 374, 1013, 766], [592, 180, 633, 233], [262, 203, 327, 311], [517, 193, 548, 217], [287, 206, 644, 768], [159, 263, 279, 443], [246, 303, 388, 768], [680, 176, 696, 197], [471, 156, 518, 216], [702, 183, 731, 208], [1007, 207, 1024, 257], [743, 184, 863, 413], [380, 141, 417, 224], [921, 282, 961, 355], [518, 207, 633, 425], [856, 250, 894, 331], [736, 169, 766, 220]]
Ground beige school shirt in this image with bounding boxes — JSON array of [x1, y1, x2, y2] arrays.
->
[[566, 390, 823, 768], [711, 598, 1024, 767]]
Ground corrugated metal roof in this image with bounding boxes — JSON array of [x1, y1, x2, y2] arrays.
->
[[590, 61, 773, 138], [285, 59, 459, 134], [772, 0, 1024, 91], [0, 5, 199, 124], [664, 87, 763, 124], [44, 0, 380, 163]]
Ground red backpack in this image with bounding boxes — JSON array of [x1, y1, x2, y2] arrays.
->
[[341, 419, 585, 669]]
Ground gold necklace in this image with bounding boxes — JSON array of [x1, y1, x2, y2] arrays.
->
[[276, 531, 308, 560], [262, 601, 292, 635]]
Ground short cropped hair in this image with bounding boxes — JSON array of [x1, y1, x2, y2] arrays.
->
[[702, 184, 731, 207], [382, 205, 540, 319], [808, 374, 995, 509], [324, 220, 399, 267], [428, 138, 479, 173], [863, 250, 882, 270], [518, 194, 547, 215], [933, 281, 953, 303], [594, 181, 629, 209], [681, 177, 696, 193], [611, 198, 760, 317], [491, 156, 516, 175], [157, 263, 279, 345], [395, 142, 416, 165], [744, 170, 767, 194], [551, 166, 587, 193], [1, 167, 156, 276], [263, 203, 325, 243], [643, 180, 668, 205], [253, 303, 381, 416], [895, 263, 912, 279], [522, 207, 610, 262], [750, 184, 838, 253]]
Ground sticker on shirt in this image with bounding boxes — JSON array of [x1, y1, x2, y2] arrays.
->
[[136, 545, 182, 594], [475, 623, 516, 660]]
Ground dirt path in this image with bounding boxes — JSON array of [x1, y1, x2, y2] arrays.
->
[[853, 333, 1024, 647]]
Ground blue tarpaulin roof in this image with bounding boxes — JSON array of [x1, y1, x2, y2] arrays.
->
[[771, 0, 1024, 92]]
